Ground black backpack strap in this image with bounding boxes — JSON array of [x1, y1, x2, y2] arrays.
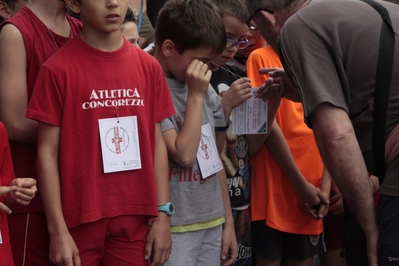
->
[[361, 0, 395, 184]]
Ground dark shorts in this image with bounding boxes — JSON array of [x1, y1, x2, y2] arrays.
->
[[232, 208, 252, 266], [378, 195, 399, 266], [251, 220, 325, 260], [323, 212, 344, 251]]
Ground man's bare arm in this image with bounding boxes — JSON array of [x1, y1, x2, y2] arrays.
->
[[310, 102, 378, 266]]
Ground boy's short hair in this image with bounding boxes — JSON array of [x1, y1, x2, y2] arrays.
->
[[2, 0, 17, 10], [123, 6, 136, 24], [155, 0, 226, 55], [212, 0, 249, 23]]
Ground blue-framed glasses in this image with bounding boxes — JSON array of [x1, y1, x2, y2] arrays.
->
[[226, 37, 250, 49]]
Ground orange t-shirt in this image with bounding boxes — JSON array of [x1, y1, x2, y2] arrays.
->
[[246, 46, 324, 234]]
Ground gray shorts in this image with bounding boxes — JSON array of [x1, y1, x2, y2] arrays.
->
[[163, 225, 223, 266]]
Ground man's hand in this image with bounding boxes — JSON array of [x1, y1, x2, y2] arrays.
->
[[257, 68, 301, 102], [329, 192, 344, 215], [145, 213, 172, 266]]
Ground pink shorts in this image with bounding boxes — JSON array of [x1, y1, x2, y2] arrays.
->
[[69, 215, 148, 266]]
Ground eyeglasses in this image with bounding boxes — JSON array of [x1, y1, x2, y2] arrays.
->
[[246, 8, 275, 30], [226, 37, 250, 49]]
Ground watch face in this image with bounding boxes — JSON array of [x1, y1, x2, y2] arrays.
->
[[169, 203, 174, 213]]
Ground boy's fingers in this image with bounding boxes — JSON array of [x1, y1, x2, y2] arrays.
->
[[258, 67, 279, 75], [0, 202, 12, 214], [17, 178, 37, 188], [17, 186, 37, 197], [0, 186, 17, 196], [144, 237, 154, 261]]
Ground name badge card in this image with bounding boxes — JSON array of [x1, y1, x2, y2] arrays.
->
[[232, 88, 268, 135], [98, 116, 141, 173], [196, 123, 223, 178]]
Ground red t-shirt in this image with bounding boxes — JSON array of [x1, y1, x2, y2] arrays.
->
[[26, 36, 175, 228], [0, 6, 82, 213], [0, 122, 16, 265]]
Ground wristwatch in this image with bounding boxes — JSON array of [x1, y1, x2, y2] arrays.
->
[[158, 202, 174, 215]]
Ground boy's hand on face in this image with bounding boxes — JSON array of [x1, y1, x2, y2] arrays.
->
[[186, 59, 212, 98], [9, 178, 37, 205]]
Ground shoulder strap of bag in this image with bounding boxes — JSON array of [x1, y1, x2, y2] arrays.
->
[[361, 0, 395, 185]]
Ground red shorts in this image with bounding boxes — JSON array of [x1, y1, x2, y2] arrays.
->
[[69, 215, 148, 266], [7, 212, 52, 266], [0, 211, 15, 266]]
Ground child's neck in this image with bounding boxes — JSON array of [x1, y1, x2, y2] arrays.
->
[[80, 28, 124, 52], [27, 0, 71, 38]]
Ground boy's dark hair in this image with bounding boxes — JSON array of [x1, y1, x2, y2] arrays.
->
[[155, 0, 226, 55], [212, 0, 249, 23], [123, 6, 137, 24], [2, 0, 17, 10]]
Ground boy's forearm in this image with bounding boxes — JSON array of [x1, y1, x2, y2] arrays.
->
[[266, 122, 307, 189], [172, 94, 204, 164], [36, 123, 68, 235], [217, 170, 234, 227], [154, 123, 170, 206], [247, 100, 280, 156], [246, 122, 273, 156], [320, 167, 332, 196]]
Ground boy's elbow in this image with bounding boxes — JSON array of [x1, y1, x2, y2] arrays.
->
[[172, 153, 197, 168], [176, 157, 196, 168]]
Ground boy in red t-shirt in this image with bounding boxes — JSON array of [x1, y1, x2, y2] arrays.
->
[[0, 1, 82, 265], [26, 0, 174, 265], [0, 122, 37, 266]]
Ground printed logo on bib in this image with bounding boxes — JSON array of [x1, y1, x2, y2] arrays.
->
[[104, 126, 130, 154], [309, 234, 319, 246]]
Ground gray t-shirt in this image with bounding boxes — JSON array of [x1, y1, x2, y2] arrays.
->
[[278, 0, 399, 196], [161, 78, 226, 226]]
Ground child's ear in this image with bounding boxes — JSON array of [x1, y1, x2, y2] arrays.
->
[[65, 0, 81, 14], [0, 1, 12, 20], [162, 40, 175, 57]]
